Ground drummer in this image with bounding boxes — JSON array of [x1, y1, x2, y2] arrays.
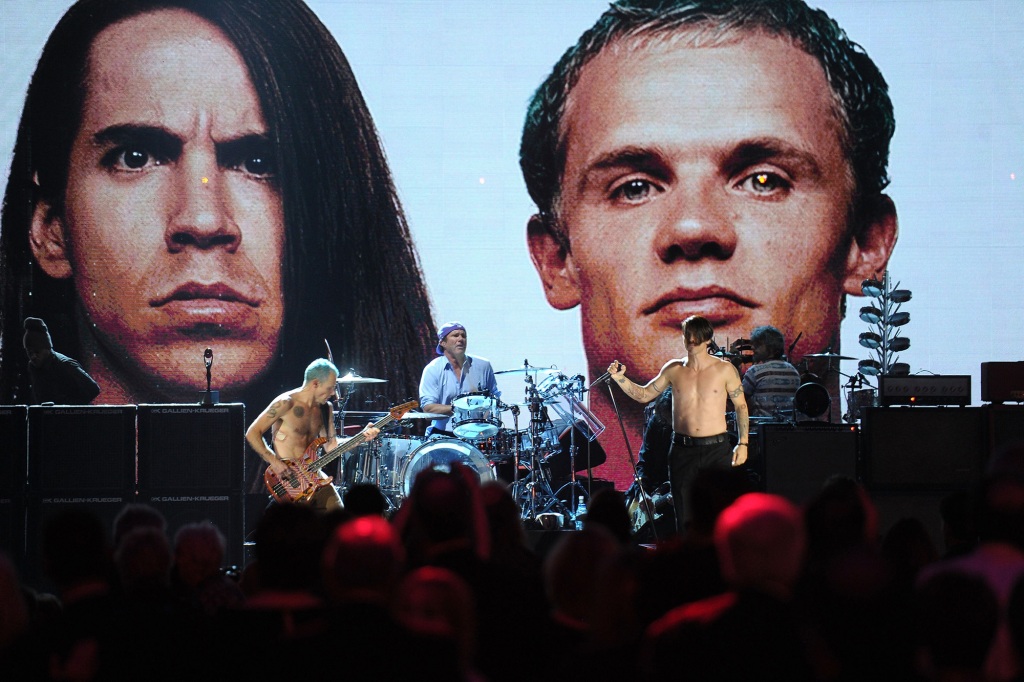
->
[[418, 321, 500, 437], [741, 326, 801, 420]]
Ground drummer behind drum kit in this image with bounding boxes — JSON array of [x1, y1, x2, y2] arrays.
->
[[332, 363, 607, 523]]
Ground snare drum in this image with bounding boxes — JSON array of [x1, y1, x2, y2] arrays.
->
[[847, 388, 876, 421], [451, 392, 501, 440], [401, 437, 496, 497]]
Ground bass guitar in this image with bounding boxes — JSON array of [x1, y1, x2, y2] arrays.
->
[[626, 482, 673, 535], [264, 400, 418, 503]]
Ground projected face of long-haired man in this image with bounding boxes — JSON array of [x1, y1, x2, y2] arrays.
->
[[3, 0, 436, 412], [521, 0, 898, 487], [30, 9, 284, 402]]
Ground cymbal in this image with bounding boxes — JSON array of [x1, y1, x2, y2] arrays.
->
[[399, 412, 437, 420], [803, 353, 856, 360], [494, 366, 558, 375], [336, 372, 387, 384]]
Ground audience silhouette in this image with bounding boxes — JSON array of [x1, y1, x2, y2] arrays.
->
[[4, 442, 1021, 682]]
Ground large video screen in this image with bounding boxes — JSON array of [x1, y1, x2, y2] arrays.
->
[[2, 0, 1021, 489]]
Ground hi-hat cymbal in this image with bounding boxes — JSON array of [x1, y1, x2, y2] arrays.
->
[[399, 412, 437, 420], [336, 372, 387, 384], [803, 352, 856, 360]]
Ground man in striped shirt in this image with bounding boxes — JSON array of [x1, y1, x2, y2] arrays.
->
[[741, 326, 800, 420]]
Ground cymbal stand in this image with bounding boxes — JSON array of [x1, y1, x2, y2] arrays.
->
[[553, 375, 589, 517], [513, 374, 568, 522], [332, 377, 359, 483]]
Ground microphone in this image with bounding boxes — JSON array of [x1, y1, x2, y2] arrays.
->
[[202, 348, 214, 406], [588, 371, 612, 390]]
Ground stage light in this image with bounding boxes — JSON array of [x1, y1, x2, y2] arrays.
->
[[888, 362, 911, 376], [859, 305, 882, 324], [888, 311, 911, 327], [890, 289, 912, 303], [886, 337, 911, 352], [859, 359, 881, 375], [859, 331, 882, 349], [861, 278, 883, 297]]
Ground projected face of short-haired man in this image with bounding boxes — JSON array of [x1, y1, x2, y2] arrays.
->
[[522, 1, 898, 487], [30, 10, 284, 401]]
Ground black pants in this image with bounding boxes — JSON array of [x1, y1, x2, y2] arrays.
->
[[668, 434, 732, 534]]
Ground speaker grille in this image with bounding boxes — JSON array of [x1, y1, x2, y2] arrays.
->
[[28, 406, 136, 495], [760, 423, 860, 505], [138, 493, 244, 568], [862, 407, 986, 491], [137, 404, 245, 493]]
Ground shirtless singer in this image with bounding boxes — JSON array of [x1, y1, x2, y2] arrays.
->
[[608, 315, 748, 532]]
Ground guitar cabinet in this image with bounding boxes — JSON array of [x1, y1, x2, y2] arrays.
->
[[137, 404, 245, 494], [861, 407, 986, 492], [759, 422, 860, 505]]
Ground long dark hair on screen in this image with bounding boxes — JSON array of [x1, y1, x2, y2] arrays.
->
[[1, 0, 436, 417]]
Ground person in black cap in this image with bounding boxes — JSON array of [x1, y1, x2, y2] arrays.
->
[[22, 316, 100, 405]]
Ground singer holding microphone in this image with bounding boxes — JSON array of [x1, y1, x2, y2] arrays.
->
[[606, 315, 749, 534]]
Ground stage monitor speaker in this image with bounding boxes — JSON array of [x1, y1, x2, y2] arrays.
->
[[138, 492, 244, 568], [137, 404, 245, 494], [27, 405, 136, 496], [759, 423, 860, 505], [0, 406, 27, 497], [23, 495, 132, 593], [862, 407, 986, 492]]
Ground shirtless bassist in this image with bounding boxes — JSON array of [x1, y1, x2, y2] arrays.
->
[[245, 358, 380, 511]]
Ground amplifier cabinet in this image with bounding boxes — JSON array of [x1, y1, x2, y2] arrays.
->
[[23, 494, 133, 593], [137, 404, 245, 494], [0, 406, 27, 496], [759, 422, 860, 505], [27, 405, 136, 497], [861, 407, 986, 491], [138, 492, 244, 568], [981, 362, 1024, 404], [878, 375, 971, 407]]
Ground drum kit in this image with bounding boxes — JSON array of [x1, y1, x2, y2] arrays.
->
[[714, 342, 877, 424], [330, 363, 607, 522]]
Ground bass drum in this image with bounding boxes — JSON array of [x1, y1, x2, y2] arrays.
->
[[401, 437, 495, 498]]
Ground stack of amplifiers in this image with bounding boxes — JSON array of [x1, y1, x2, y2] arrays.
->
[[0, 406, 27, 574], [860, 406, 987, 551], [14, 403, 246, 590], [757, 422, 860, 505], [24, 405, 137, 591], [136, 404, 246, 567]]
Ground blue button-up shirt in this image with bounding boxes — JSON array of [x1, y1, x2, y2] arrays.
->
[[419, 354, 500, 433]]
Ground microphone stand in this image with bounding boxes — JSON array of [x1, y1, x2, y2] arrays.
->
[[603, 374, 658, 542], [553, 375, 588, 522], [202, 350, 214, 406]]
